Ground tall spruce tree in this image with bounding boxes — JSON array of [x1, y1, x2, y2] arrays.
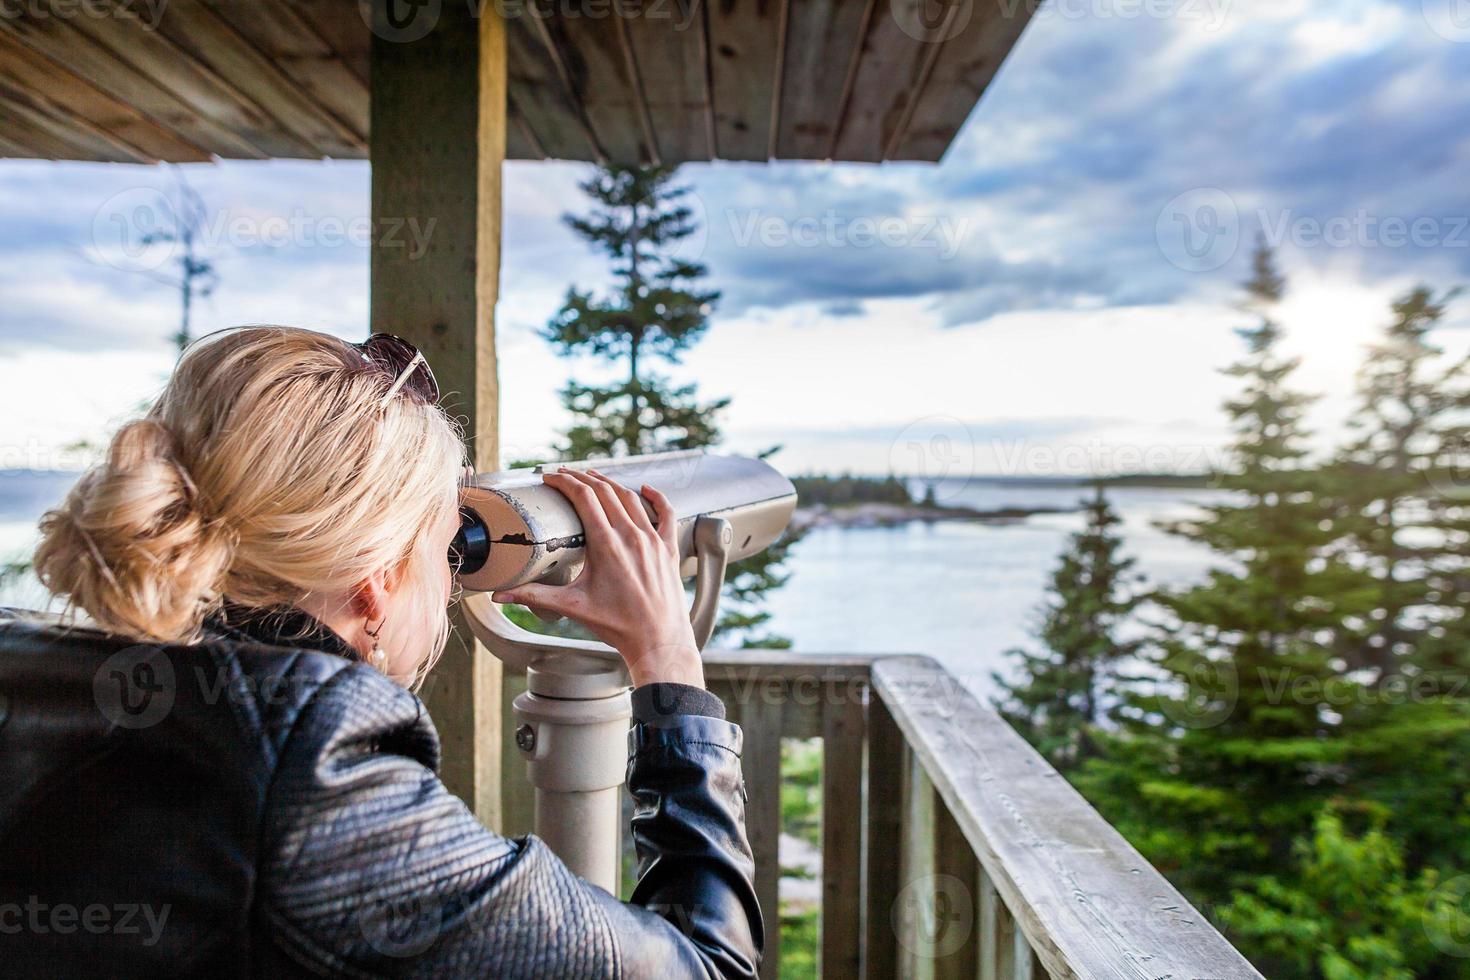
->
[[1330, 286, 1469, 681], [1328, 286, 1470, 886], [544, 165, 725, 457], [1076, 240, 1380, 909], [545, 164, 798, 647], [993, 485, 1141, 771]]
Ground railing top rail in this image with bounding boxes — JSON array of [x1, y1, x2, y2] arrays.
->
[[701, 650, 886, 682], [871, 655, 1264, 980]]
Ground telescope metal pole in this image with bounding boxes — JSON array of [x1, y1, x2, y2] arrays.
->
[[512, 655, 632, 895], [462, 516, 735, 893]]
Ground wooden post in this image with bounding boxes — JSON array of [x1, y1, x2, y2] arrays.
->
[[863, 694, 904, 979], [820, 688, 865, 978], [370, 2, 505, 825]]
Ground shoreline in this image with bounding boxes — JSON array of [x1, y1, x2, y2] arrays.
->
[[790, 500, 1072, 532]]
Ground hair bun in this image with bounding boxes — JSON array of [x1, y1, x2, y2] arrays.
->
[[34, 419, 236, 641]]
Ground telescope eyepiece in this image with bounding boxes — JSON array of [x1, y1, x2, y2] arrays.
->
[[449, 507, 490, 576]]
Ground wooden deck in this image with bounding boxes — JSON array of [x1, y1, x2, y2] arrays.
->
[[675, 650, 1266, 979]]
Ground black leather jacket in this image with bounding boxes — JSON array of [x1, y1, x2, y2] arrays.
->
[[0, 608, 762, 978]]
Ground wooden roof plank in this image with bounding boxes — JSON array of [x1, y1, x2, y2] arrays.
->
[[282, 0, 370, 86], [775, 0, 874, 160], [145, 0, 364, 157], [199, 0, 370, 143], [829, 0, 934, 162], [619, 0, 710, 164], [506, 93, 545, 159], [0, 29, 209, 162], [0, 11, 269, 159], [887, 0, 1034, 161], [706, 0, 783, 161], [505, 15, 603, 162], [0, 78, 149, 162], [0, 98, 111, 160], [531, 0, 651, 164], [0, 130, 42, 158], [0, 0, 1029, 164]]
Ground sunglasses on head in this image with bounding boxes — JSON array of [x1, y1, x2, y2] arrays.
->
[[355, 333, 440, 406]]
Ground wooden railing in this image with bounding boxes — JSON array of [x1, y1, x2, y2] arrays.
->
[[497, 650, 1261, 977], [694, 651, 1265, 980]]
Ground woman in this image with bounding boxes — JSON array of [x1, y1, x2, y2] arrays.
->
[[0, 326, 760, 978]]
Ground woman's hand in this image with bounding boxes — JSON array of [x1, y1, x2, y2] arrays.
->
[[489, 468, 704, 689]]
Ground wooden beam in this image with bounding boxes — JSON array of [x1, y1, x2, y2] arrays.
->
[[370, 0, 505, 823]]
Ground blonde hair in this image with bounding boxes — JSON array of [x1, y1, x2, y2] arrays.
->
[[34, 326, 465, 683]]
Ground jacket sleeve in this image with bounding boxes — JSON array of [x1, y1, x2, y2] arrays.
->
[[254, 662, 761, 980]]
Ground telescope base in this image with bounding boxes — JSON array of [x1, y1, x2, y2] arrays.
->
[[513, 655, 632, 895]]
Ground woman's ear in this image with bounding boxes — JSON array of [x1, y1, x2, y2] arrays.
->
[[349, 569, 393, 623]]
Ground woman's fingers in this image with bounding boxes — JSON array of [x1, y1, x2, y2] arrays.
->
[[543, 470, 614, 545], [587, 468, 657, 535], [640, 483, 679, 552], [490, 581, 579, 619], [564, 470, 641, 543]]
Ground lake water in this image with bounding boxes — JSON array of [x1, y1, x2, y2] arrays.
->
[[0, 471, 1230, 696]]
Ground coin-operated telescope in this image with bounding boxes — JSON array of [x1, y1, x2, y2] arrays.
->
[[455, 450, 797, 891]]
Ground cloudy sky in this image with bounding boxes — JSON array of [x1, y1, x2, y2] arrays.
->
[[3, 0, 1468, 477]]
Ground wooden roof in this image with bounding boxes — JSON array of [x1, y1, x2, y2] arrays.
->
[[0, 0, 1033, 165]]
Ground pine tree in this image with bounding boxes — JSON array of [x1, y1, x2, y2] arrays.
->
[[544, 165, 724, 457], [1330, 286, 1469, 682], [1328, 287, 1470, 887], [1076, 240, 1380, 906], [993, 486, 1140, 770], [544, 164, 799, 647]]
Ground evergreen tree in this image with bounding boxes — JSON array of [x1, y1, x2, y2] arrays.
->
[[544, 165, 724, 457], [993, 486, 1141, 770], [1330, 286, 1469, 683], [1076, 240, 1380, 906], [544, 164, 798, 647], [1328, 286, 1470, 886]]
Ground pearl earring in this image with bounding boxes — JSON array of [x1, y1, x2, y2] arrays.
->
[[365, 618, 387, 668]]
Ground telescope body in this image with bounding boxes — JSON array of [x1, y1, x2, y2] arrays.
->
[[456, 450, 797, 594]]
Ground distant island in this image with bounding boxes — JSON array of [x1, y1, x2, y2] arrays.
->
[[787, 472, 1216, 531]]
